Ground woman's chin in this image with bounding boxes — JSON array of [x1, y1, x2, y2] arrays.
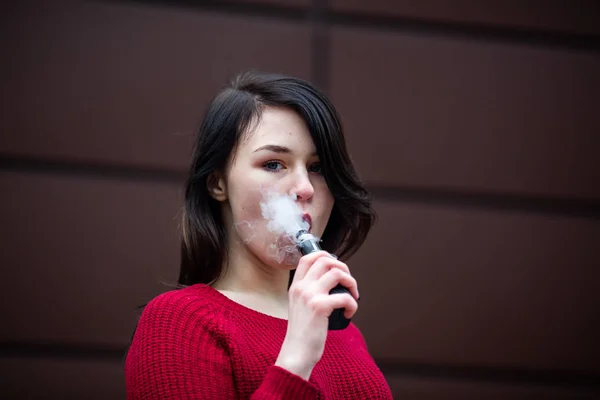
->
[[264, 246, 300, 268], [262, 234, 301, 267], [280, 251, 301, 267]]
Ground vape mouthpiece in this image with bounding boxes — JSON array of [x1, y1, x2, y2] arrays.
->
[[295, 229, 309, 240], [295, 230, 321, 256]]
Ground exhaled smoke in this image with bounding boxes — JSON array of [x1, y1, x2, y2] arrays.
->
[[260, 190, 311, 264], [233, 189, 314, 265], [260, 191, 309, 237]]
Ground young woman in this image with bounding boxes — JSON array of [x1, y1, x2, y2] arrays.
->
[[125, 71, 393, 399]]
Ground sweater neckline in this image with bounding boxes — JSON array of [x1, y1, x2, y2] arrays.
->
[[198, 283, 289, 325]]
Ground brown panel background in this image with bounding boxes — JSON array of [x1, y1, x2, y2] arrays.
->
[[351, 201, 600, 372], [1, 358, 125, 399], [330, 27, 600, 199], [386, 376, 599, 399], [0, 0, 311, 170], [223, 0, 311, 7], [1, 0, 599, 398], [331, 0, 600, 36], [0, 170, 181, 345]]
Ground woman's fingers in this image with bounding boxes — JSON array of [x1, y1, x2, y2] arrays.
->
[[315, 267, 359, 301], [300, 253, 350, 281], [290, 250, 359, 321], [293, 250, 332, 280], [291, 251, 358, 301], [309, 293, 359, 320]]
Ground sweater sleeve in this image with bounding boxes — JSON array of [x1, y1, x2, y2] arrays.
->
[[125, 291, 319, 400]]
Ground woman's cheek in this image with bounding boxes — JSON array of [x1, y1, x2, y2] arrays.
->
[[233, 198, 263, 226], [230, 193, 269, 243]]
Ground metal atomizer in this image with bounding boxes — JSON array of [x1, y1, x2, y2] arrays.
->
[[295, 230, 352, 330]]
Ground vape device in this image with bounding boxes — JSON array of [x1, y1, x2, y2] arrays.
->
[[295, 230, 352, 330]]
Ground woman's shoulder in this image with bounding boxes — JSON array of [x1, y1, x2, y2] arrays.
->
[[145, 283, 214, 308], [138, 284, 227, 331], [126, 285, 233, 378]]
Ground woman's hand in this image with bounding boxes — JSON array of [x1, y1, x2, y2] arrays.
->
[[275, 251, 359, 380]]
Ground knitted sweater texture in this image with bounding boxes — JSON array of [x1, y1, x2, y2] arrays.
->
[[125, 284, 393, 399]]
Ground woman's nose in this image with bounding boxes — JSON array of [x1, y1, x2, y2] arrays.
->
[[291, 171, 314, 201]]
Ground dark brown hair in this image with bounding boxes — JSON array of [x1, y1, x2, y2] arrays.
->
[[179, 71, 376, 286]]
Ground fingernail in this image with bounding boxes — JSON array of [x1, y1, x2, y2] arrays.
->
[[329, 253, 338, 259]]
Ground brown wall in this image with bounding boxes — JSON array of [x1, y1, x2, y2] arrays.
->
[[1, 0, 599, 398]]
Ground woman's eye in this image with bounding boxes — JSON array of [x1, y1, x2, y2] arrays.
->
[[263, 161, 284, 171], [309, 162, 323, 174]]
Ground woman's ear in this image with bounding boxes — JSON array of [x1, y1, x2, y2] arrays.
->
[[207, 172, 227, 201]]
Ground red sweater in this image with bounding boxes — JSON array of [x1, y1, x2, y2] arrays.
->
[[125, 284, 393, 399]]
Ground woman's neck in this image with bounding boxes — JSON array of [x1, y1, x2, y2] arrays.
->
[[212, 237, 291, 305]]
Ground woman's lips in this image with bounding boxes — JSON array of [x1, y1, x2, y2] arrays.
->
[[302, 213, 312, 232]]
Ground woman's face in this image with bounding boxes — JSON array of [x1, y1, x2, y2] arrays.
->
[[220, 106, 334, 267]]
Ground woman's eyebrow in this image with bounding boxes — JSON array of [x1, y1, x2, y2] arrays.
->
[[253, 144, 318, 156], [253, 144, 291, 154]]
